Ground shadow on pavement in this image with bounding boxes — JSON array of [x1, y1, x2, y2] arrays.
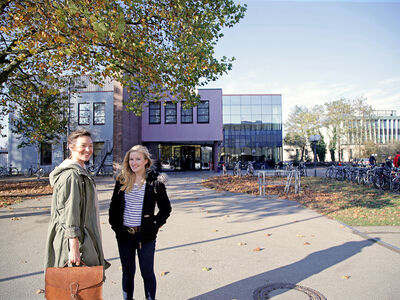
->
[[188, 239, 378, 299]]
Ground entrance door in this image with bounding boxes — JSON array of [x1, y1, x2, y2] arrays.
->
[[181, 146, 195, 170]]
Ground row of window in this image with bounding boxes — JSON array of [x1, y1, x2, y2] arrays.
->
[[223, 104, 281, 115], [149, 101, 209, 124], [223, 95, 282, 106], [78, 102, 106, 125]]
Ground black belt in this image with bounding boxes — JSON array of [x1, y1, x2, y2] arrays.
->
[[125, 226, 141, 234]]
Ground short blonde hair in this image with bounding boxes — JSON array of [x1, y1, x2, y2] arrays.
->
[[117, 145, 153, 192]]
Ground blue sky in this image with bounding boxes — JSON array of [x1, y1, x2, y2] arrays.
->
[[205, 0, 400, 120]]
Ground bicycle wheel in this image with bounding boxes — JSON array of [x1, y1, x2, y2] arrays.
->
[[24, 168, 32, 177], [38, 168, 45, 177], [336, 170, 345, 181], [10, 167, 19, 176], [392, 178, 400, 193]]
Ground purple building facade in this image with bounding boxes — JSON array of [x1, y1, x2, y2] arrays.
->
[[114, 88, 223, 171]]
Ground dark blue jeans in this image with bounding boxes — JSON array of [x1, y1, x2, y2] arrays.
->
[[117, 233, 156, 300]]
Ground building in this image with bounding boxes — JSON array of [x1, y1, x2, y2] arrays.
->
[[7, 78, 282, 173], [220, 94, 283, 166], [7, 77, 116, 174], [7, 79, 224, 173], [344, 110, 400, 161], [140, 89, 223, 171], [282, 109, 400, 163]]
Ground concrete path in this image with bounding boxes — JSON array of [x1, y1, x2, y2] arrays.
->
[[0, 171, 399, 300]]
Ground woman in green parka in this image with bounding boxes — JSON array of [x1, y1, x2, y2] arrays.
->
[[44, 129, 110, 273]]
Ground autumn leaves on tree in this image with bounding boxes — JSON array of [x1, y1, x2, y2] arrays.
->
[[1, 0, 247, 116]]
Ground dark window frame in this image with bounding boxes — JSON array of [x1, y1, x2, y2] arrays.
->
[[165, 102, 177, 124], [93, 102, 105, 125], [149, 102, 161, 124], [78, 103, 90, 125], [181, 102, 193, 124], [197, 100, 209, 123], [40, 143, 52, 165]]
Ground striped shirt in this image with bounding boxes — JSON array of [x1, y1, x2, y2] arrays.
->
[[123, 183, 145, 227]]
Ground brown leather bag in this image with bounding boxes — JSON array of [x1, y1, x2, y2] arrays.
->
[[45, 264, 104, 300]]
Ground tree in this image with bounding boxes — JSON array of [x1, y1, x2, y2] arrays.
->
[[324, 97, 373, 161], [1, 0, 247, 119], [284, 132, 307, 161], [10, 83, 68, 177], [349, 97, 373, 158], [323, 98, 353, 161], [329, 127, 337, 161], [316, 132, 327, 162], [284, 105, 322, 160]]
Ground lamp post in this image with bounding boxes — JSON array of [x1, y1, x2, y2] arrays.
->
[[309, 134, 321, 177]]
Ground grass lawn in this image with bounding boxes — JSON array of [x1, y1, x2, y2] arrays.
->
[[201, 175, 400, 226]]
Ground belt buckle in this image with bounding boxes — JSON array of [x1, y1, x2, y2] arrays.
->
[[126, 227, 139, 234]]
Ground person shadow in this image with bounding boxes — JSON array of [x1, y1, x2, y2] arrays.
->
[[189, 238, 378, 300]]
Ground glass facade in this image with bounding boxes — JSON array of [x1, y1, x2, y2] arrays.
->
[[160, 145, 212, 171], [220, 94, 282, 166]]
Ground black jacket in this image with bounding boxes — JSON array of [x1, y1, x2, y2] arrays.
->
[[109, 169, 171, 243]]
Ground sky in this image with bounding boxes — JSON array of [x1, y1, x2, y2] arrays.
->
[[1, 0, 399, 148], [205, 0, 400, 120]]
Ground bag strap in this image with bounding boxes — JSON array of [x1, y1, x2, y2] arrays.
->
[[79, 175, 87, 243]]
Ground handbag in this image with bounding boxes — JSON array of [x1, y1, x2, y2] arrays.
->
[[45, 262, 104, 300]]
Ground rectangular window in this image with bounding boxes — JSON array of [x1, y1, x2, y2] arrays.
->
[[78, 103, 90, 125], [181, 103, 193, 123], [197, 101, 209, 123], [149, 102, 161, 124], [165, 102, 177, 124], [93, 103, 105, 125], [40, 143, 52, 165]]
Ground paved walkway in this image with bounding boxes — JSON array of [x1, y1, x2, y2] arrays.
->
[[0, 171, 399, 300]]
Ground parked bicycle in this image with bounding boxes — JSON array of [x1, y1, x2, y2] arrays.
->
[[24, 165, 45, 178], [246, 161, 254, 176], [0, 164, 19, 177], [233, 161, 241, 176], [325, 162, 400, 194], [298, 162, 307, 176]]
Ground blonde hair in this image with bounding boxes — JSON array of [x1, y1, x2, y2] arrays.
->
[[117, 145, 153, 192]]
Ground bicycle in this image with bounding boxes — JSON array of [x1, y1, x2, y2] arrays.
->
[[298, 162, 307, 177], [233, 162, 241, 176], [0, 164, 19, 177], [24, 165, 45, 178], [246, 161, 254, 176]]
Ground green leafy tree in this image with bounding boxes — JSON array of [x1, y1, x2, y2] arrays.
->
[[1, 0, 247, 121], [10, 83, 68, 177], [284, 132, 307, 160], [329, 127, 337, 162], [316, 132, 327, 162]]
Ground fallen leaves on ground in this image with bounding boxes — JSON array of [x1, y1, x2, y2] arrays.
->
[[160, 271, 169, 276], [0, 179, 52, 207], [201, 175, 400, 226]]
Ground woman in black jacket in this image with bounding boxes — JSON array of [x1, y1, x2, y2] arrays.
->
[[109, 145, 171, 300]]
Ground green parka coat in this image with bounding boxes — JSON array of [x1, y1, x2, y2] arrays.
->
[[44, 160, 110, 271]]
